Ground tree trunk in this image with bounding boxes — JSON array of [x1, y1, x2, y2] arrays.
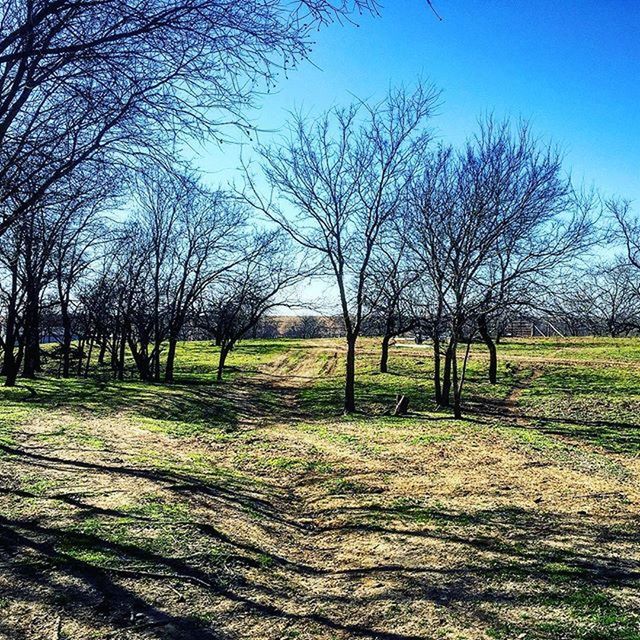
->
[[15, 340, 24, 372], [451, 338, 462, 419], [60, 300, 72, 378], [4, 358, 18, 387], [62, 328, 72, 378], [165, 336, 178, 382], [97, 335, 107, 365], [4, 318, 19, 387], [216, 345, 230, 381], [151, 335, 161, 382], [117, 332, 127, 380], [433, 334, 442, 405], [84, 335, 95, 377], [76, 338, 85, 377], [441, 338, 454, 407], [21, 288, 40, 379], [478, 313, 497, 384], [129, 340, 151, 381], [2, 263, 19, 382], [379, 334, 391, 373], [4, 333, 21, 387], [344, 335, 357, 414]]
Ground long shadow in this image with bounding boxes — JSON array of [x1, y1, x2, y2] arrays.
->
[[2, 498, 638, 638], [0, 443, 305, 532], [472, 397, 640, 431], [470, 398, 640, 453], [5, 368, 312, 438], [0, 512, 430, 640], [2, 451, 639, 640], [308, 505, 640, 583], [0, 485, 322, 578], [0, 517, 229, 640], [4, 348, 639, 637]]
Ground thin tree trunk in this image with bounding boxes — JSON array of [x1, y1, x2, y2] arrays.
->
[[379, 334, 391, 373], [153, 271, 161, 381], [21, 288, 40, 379], [459, 339, 473, 395], [84, 335, 95, 377], [433, 333, 442, 405], [441, 338, 454, 407], [117, 333, 127, 380], [478, 313, 497, 384], [344, 334, 357, 414], [97, 334, 107, 365], [153, 339, 162, 381], [62, 328, 72, 378], [2, 263, 19, 382], [76, 338, 85, 377], [165, 336, 178, 382], [4, 325, 19, 387], [451, 338, 462, 419], [217, 345, 230, 381], [110, 329, 119, 371], [60, 300, 72, 378]]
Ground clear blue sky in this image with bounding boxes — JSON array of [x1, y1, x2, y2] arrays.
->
[[201, 0, 640, 206]]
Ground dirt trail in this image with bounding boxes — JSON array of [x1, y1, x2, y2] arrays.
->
[[501, 366, 544, 422]]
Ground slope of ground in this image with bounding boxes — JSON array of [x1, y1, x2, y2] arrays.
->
[[0, 338, 638, 640]]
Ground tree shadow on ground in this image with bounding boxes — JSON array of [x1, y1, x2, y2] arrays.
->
[[1, 441, 639, 639], [469, 391, 640, 454], [2, 373, 315, 440], [0, 456, 426, 639]]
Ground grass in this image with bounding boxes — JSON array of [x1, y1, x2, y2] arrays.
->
[[0, 336, 639, 640], [518, 364, 640, 453]]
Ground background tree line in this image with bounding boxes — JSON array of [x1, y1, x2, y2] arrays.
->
[[0, 0, 378, 382], [0, 0, 638, 418]]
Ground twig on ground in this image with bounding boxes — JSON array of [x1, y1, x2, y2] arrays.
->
[[105, 620, 172, 637]]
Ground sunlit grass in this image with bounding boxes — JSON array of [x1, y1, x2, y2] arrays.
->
[[2, 336, 640, 640]]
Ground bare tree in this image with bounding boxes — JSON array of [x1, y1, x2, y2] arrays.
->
[[365, 221, 420, 373], [77, 252, 132, 377], [555, 260, 640, 337], [0, 220, 26, 385], [245, 83, 439, 413], [127, 169, 247, 381], [411, 120, 595, 416], [197, 231, 306, 381], [0, 0, 378, 239], [612, 199, 640, 267], [1, 178, 113, 383], [49, 175, 114, 377]]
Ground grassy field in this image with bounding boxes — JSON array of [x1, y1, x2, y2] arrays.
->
[[0, 337, 639, 640]]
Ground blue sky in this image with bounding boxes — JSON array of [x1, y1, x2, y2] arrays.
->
[[201, 0, 639, 206]]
